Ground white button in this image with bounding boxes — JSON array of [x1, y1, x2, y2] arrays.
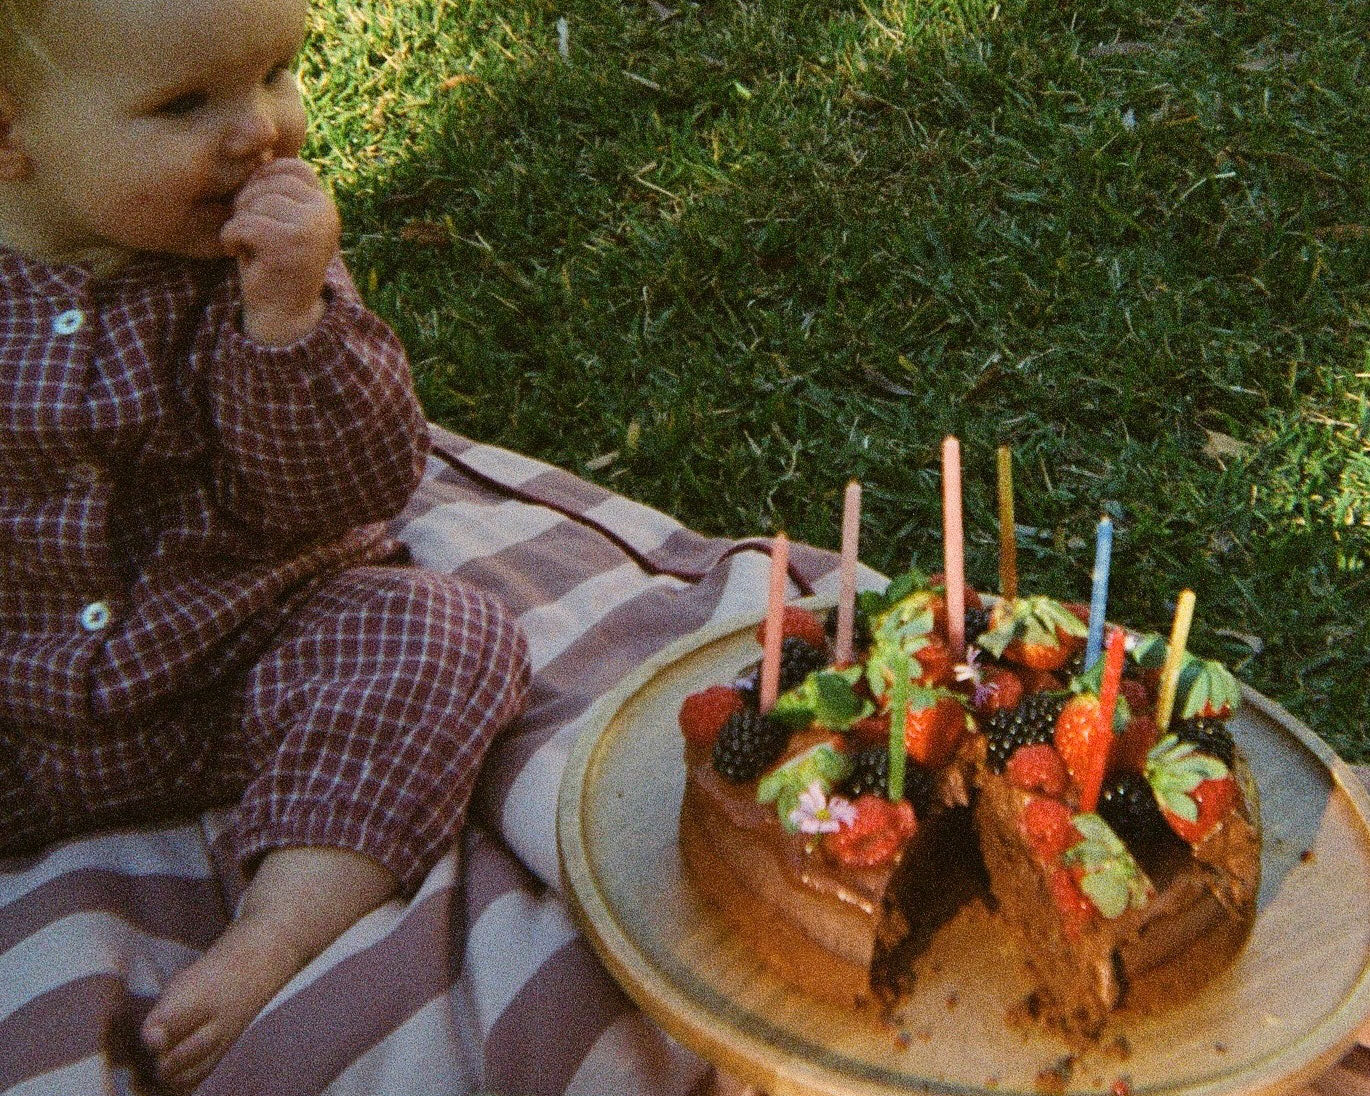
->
[[79, 601, 112, 631], [53, 309, 84, 335]]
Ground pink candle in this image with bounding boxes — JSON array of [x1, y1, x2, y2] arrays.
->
[[759, 533, 790, 711], [834, 481, 861, 666], [941, 437, 966, 661]]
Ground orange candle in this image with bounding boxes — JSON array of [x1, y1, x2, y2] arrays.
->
[[834, 481, 861, 666], [997, 445, 1018, 600], [942, 437, 966, 661], [759, 533, 790, 711]]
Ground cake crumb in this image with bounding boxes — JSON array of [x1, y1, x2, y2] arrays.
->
[[945, 991, 960, 1010], [1110, 1079, 1133, 1096], [894, 1030, 912, 1050], [1034, 1055, 1075, 1093], [1214, 1042, 1228, 1054], [1300, 848, 1316, 863], [1107, 1035, 1132, 1060], [985, 1078, 1000, 1089], [917, 1026, 933, 1042]]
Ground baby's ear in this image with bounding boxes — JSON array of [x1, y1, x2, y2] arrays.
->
[[0, 88, 33, 181]]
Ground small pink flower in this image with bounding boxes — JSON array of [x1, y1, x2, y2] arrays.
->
[[789, 780, 857, 835], [954, 647, 999, 707]]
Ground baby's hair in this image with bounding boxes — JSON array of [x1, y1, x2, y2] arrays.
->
[[1, 0, 57, 95]]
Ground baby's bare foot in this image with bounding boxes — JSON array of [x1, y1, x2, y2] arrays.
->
[[140, 845, 397, 1092], [140, 912, 307, 1091]]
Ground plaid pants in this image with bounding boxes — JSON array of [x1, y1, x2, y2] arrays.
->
[[2, 566, 530, 893]]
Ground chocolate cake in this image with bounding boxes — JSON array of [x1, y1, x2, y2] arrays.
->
[[675, 575, 1262, 1041]]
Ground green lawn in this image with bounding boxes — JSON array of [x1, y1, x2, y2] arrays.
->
[[302, 0, 1369, 762]]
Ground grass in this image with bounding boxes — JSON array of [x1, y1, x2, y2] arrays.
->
[[302, 0, 1369, 763]]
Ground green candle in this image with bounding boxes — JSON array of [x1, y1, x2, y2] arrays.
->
[[888, 651, 908, 801]]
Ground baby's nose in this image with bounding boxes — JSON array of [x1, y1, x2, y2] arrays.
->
[[223, 100, 279, 160]]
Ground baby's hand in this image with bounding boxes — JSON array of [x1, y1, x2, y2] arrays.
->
[[221, 157, 341, 346]]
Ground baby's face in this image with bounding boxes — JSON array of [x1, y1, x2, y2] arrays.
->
[[12, 0, 311, 263]]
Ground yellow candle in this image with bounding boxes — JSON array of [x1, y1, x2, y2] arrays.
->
[[1154, 589, 1196, 733], [997, 445, 1018, 600]]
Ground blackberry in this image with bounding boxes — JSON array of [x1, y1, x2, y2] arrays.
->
[[711, 709, 790, 782], [779, 635, 828, 692], [842, 745, 934, 813], [982, 692, 1068, 772], [964, 605, 993, 645], [1098, 772, 1177, 854], [1171, 716, 1236, 768], [1062, 646, 1087, 680]]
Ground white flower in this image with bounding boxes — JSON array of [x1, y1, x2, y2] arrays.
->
[[788, 780, 857, 835]]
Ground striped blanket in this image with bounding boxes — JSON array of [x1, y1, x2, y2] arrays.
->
[[2, 424, 1367, 1096]]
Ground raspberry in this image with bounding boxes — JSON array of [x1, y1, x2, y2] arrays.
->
[[913, 635, 955, 687], [1020, 796, 1079, 862], [964, 605, 993, 644], [755, 606, 828, 652], [1005, 743, 1070, 797], [824, 794, 917, 868], [678, 685, 745, 748], [1047, 865, 1094, 940]]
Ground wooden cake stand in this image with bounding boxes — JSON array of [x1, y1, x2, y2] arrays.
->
[[557, 604, 1370, 1096]]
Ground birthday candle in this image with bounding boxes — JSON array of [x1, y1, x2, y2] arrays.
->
[[758, 533, 790, 711], [834, 481, 861, 666], [1154, 589, 1196, 733], [997, 445, 1018, 600], [942, 437, 966, 661], [887, 651, 908, 802], [1084, 516, 1114, 670]]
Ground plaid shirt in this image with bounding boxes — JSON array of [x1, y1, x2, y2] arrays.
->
[[0, 245, 428, 731]]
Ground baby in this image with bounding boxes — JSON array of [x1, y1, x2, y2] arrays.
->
[[0, 0, 530, 1089]]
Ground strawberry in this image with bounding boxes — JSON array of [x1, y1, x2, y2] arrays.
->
[[754, 606, 828, 651], [980, 596, 1089, 672], [1018, 668, 1065, 695], [1177, 657, 1243, 721], [1020, 796, 1079, 861], [901, 686, 968, 768], [848, 712, 890, 746], [678, 685, 745, 748], [1053, 694, 1111, 812], [1047, 865, 1094, 940], [972, 665, 1024, 712], [912, 634, 956, 687], [1006, 743, 1071, 797], [1109, 713, 1158, 776], [1119, 678, 1151, 712], [1145, 735, 1239, 845], [825, 794, 918, 867]]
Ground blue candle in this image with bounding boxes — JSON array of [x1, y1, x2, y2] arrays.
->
[[1084, 516, 1113, 670]]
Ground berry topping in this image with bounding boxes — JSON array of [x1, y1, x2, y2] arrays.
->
[[1006, 743, 1071, 797], [912, 634, 956, 687], [711, 709, 790, 782], [1053, 693, 1112, 813], [824, 794, 918, 868], [1110, 713, 1158, 775], [679, 685, 745, 748], [1062, 813, 1154, 920], [755, 606, 829, 652], [1177, 657, 1243, 720], [964, 604, 993, 644], [1145, 735, 1238, 845], [778, 635, 829, 693], [1098, 771, 1176, 853], [843, 744, 934, 812], [756, 741, 854, 832], [978, 596, 1089, 672], [1021, 796, 1080, 861], [1047, 866, 1095, 940], [901, 686, 969, 769], [982, 691, 1068, 771], [1171, 715, 1237, 769]]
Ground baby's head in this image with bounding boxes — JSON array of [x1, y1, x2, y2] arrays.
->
[[0, 0, 311, 267]]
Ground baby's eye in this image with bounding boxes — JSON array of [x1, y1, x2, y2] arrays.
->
[[156, 90, 207, 117]]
